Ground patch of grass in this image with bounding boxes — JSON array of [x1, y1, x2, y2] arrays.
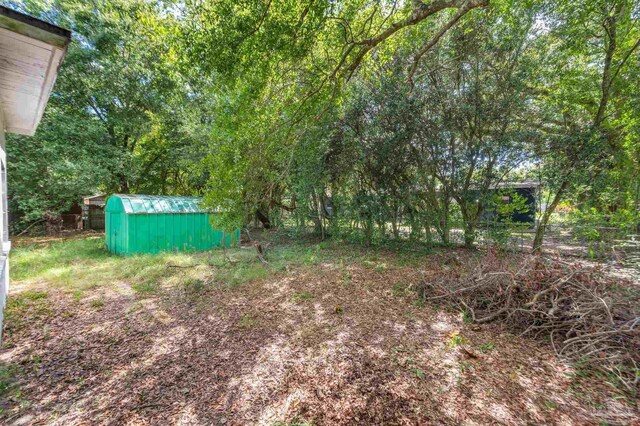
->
[[411, 367, 425, 379], [132, 280, 158, 294], [91, 297, 105, 309], [219, 263, 270, 288], [392, 282, 409, 297], [11, 235, 333, 306], [238, 313, 256, 329], [374, 263, 387, 272], [181, 277, 206, 295], [566, 361, 592, 379], [20, 291, 48, 301], [0, 364, 21, 409], [340, 270, 352, 286], [292, 291, 314, 302], [11, 236, 187, 295], [543, 400, 559, 411], [5, 291, 52, 332], [479, 342, 495, 352]]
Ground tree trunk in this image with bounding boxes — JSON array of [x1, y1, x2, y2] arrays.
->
[[256, 209, 271, 229], [463, 221, 475, 248], [439, 198, 451, 245], [458, 201, 476, 249], [532, 179, 569, 252], [119, 175, 129, 194]]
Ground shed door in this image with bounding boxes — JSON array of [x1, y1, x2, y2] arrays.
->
[[110, 212, 121, 254]]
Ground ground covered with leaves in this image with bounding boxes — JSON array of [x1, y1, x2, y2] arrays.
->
[[0, 232, 638, 425]]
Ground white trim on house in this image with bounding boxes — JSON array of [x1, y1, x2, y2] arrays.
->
[[0, 6, 70, 136], [0, 7, 70, 340]]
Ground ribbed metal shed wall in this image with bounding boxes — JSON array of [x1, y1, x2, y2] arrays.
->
[[105, 195, 238, 256]]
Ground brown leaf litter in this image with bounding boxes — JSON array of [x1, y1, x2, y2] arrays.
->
[[0, 249, 638, 425]]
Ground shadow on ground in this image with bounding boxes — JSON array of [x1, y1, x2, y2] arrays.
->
[[0, 248, 637, 425]]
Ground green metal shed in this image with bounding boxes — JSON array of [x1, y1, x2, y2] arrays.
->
[[105, 194, 238, 256]]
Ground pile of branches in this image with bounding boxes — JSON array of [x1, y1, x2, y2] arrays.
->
[[418, 252, 640, 392]]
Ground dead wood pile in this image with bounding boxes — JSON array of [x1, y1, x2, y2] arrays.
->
[[417, 251, 640, 392]]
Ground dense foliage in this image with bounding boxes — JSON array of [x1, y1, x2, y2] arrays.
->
[[4, 0, 639, 248]]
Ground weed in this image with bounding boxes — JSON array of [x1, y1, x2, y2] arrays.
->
[[374, 263, 387, 272], [391, 345, 408, 354], [182, 277, 206, 294], [21, 291, 48, 300], [238, 313, 256, 329], [543, 400, 558, 411], [362, 260, 377, 269], [447, 330, 465, 348], [461, 309, 473, 324], [0, 364, 20, 403], [340, 270, 352, 285], [91, 298, 105, 309], [218, 263, 270, 289], [392, 282, 408, 297], [72, 290, 83, 302], [411, 367, 425, 379], [566, 361, 592, 379], [132, 281, 157, 294], [292, 291, 314, 302], [458, 361, 472, 373], [479, 342, 495, 352]]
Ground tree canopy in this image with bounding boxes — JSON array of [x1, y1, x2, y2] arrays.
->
[[4, 0, 639, 248]]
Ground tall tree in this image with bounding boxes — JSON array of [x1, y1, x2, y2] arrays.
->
[[531, 0, 640, 250]]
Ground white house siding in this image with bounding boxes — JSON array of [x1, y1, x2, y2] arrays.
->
[[0, 6, 70, 340], [0, 103, 8, 341]]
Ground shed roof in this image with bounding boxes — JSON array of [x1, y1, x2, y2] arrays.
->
[[110, 194, 214, 215], [83, 194, 106, 206]]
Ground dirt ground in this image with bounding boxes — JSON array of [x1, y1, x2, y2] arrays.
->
[[0, 236, 638, 425]]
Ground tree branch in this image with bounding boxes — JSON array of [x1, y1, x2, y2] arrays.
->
[[407, 0, 483, 88]]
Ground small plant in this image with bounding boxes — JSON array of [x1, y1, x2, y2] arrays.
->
[[374, 263, 387, 272], [461, 309, 473, 324], [340, 270, 352, 285], [0, 364, 21, 406], [182, 277, 206, 294], [411, 367, 425, 379], [72, 290, 83, 302], [543, 400, 558, 411], [392, 282, 408, 297], [292, 291, 314, 302], [479, 342, 495, 352], [132, 280, 157, 294], [91, 297, 105, 309], [447, 330, 465, 348], [458, 361, 472, 373], [22, 291, 48, 300], [238, 313, 255, 329]]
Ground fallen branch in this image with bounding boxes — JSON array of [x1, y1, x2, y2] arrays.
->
[[255, 241, 268, 265], [167, 263, 207, 268], [16, 218, 45, 237]]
